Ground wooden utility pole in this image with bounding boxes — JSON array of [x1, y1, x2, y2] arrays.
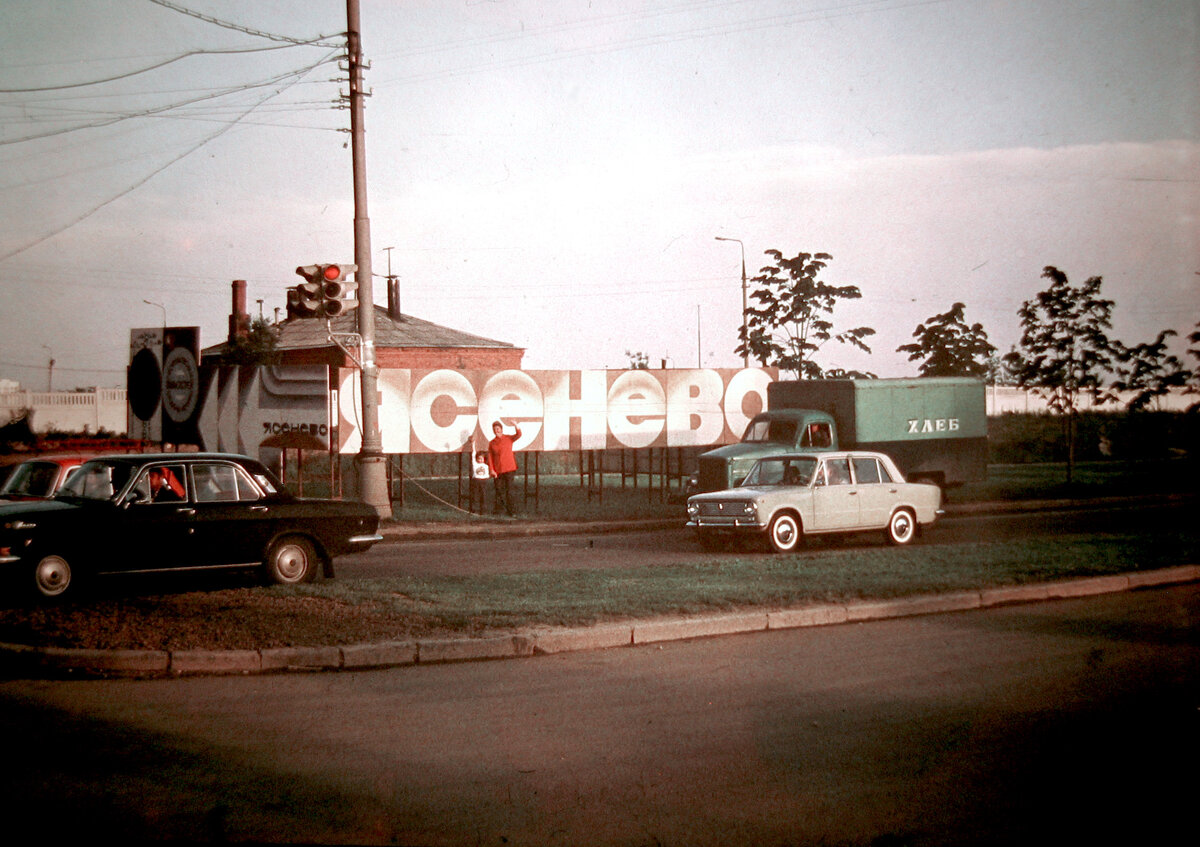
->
[[346, 0, 390, 517]]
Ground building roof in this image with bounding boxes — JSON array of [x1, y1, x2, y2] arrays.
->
[[204, 305, 519, 356]]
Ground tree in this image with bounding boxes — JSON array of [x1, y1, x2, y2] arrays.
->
[[1112, 329, 1190, 412], [1186, 321, 1200, 410], [737, 250, 875, 379], [897, 302, 996, 378], [1003, 266, 1119, 482], [225, 318, 280, 367], [625, 350, 650, 370]]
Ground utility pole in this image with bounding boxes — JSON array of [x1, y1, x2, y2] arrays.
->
[[346, 0, 390, 517]]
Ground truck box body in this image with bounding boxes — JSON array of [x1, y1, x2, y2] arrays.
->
[[695, 377, 987, 492]]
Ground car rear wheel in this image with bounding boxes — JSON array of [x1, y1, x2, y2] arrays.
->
[[34, 554, 73, 599], [265, 536, 318, 585], [886, 509, 917, 545], [766, 513, 802, 553]]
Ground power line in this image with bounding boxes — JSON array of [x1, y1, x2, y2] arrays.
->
[[0, 41, 331, 93], [147, 0, 344, 47]]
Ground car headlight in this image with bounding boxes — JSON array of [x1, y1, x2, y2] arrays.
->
[[742, 502, 757, 517], [686, 501, 699, 516]]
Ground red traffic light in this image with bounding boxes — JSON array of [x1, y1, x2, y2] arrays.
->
[[322, 265, 343, 282]]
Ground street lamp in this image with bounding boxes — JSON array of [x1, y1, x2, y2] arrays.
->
[[41, 345, 54, 392], [714, 236, 748, 368], [143, 299, 166, 334]]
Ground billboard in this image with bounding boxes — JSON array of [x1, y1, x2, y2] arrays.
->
[[337, 368, 776, 455], [127, 326, 201, 444]]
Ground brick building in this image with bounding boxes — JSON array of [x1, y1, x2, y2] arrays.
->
[[203, 279, 524, 371]]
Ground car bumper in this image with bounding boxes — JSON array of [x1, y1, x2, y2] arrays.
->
[[686, 517, 766, 531]]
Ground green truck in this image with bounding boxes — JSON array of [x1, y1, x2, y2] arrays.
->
[[694, 377, 987, 493]]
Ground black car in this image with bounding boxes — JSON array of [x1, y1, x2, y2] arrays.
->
[[0, 453, 383, 600]]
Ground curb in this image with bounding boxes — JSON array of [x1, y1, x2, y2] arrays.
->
[[3, 564, 1196, 680]]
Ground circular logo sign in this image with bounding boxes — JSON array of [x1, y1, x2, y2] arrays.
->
[[162, 347, 199, 423]]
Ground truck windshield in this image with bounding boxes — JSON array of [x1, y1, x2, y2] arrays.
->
[[742, 419, 797, 444]]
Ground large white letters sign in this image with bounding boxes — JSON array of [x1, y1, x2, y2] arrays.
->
[[337, 368, 774, 454]]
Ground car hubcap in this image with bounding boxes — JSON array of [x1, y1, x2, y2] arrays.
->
[[894, 515, 912, 539], [275, 545, 307, 581], [36, 556, 71, 596], [776, 521, 795, 546]]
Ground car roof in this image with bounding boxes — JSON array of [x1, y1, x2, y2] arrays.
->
[[81, 452, 254, 463], [755, 451, 887, 461]]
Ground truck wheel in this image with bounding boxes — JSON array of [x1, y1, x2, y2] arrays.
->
[[767, 513, 802, 553], [886, 509, 917, 546]]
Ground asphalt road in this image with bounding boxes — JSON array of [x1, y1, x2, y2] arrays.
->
[[0, 583, 1195, 845], [344, 500, 1193, 577]]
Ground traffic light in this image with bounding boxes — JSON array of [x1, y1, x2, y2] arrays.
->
[[319, 263, 358, 316], [292, 266, 325, 318], [294, 264, 358, 318]]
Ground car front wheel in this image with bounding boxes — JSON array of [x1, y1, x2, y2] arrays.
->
[[34, 554, 73, 599], [265, 536, 318, 585], [766, 513, 802, 553], [886, 509, 918, 545]]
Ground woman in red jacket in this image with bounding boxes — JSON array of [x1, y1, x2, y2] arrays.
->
[[486, 421, 522, 517]]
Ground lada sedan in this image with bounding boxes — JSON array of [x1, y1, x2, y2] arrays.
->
[[686, 451, 942, 553], [0, 453, 384, 600]]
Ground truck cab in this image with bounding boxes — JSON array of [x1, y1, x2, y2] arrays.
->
[[694, 410, 838, 493]]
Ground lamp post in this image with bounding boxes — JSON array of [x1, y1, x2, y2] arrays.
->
[[714, 236, 748, 368], [41, 345, 54, 393]]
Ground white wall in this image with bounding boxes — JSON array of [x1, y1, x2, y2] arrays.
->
[[0, 388, 128, 434]]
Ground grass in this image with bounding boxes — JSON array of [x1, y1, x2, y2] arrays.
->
[[276, 528, 1200, 636]]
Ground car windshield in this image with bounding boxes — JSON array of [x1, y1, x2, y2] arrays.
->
[[742, 418, 797, 444], [0, 461, 60, 497], [57, 459, 137, 502], [742, 457, 818, 487]]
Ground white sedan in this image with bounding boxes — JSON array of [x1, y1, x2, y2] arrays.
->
[[686, 451, 943, 553]]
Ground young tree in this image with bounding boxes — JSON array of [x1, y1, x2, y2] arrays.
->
[[897, 302, 996, 378], [1003, 266, 1119, 482], [225, 318, 281, 367], [736, 250, 875, 379], [1186, 321, 1200, 410], [1112, 329, 1190, 411], [624, 350, 650, 370]]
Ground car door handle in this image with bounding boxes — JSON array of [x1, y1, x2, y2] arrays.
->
[[176, 508, 196, 516], [250, 505, 269, 512]]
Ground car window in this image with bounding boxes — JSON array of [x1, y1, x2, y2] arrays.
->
[[132, 464, 189, 504], [194, 463, 263, 503], [59, 460, 135, 501], [852, 457, 882, 484], [823, 458, 852, 486], [0, 461, 58, 497]]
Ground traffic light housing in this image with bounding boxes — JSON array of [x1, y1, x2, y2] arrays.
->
[[294, 264, 358, 318]]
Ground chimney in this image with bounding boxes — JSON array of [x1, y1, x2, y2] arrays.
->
[[228, 279, 251, 342], [387, 277, 402, 321]]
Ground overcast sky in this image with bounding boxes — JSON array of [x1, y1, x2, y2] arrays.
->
[[1, 0, 1196, 389]]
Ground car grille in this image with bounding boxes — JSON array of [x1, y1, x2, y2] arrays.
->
[[695, 500, 746, 517]]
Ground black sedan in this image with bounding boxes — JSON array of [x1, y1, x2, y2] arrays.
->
[[0, 453, 384, 600]]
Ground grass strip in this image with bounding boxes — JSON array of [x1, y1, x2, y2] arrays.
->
[[281, 530, 1200, 635]]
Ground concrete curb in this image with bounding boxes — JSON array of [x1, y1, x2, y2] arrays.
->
[[2, 564, 1196, 679]]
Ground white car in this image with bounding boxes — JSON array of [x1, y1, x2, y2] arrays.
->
[[686, 451, 943, 553]]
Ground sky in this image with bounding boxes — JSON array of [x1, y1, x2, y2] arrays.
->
[[1, 0, 1197, 390]]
